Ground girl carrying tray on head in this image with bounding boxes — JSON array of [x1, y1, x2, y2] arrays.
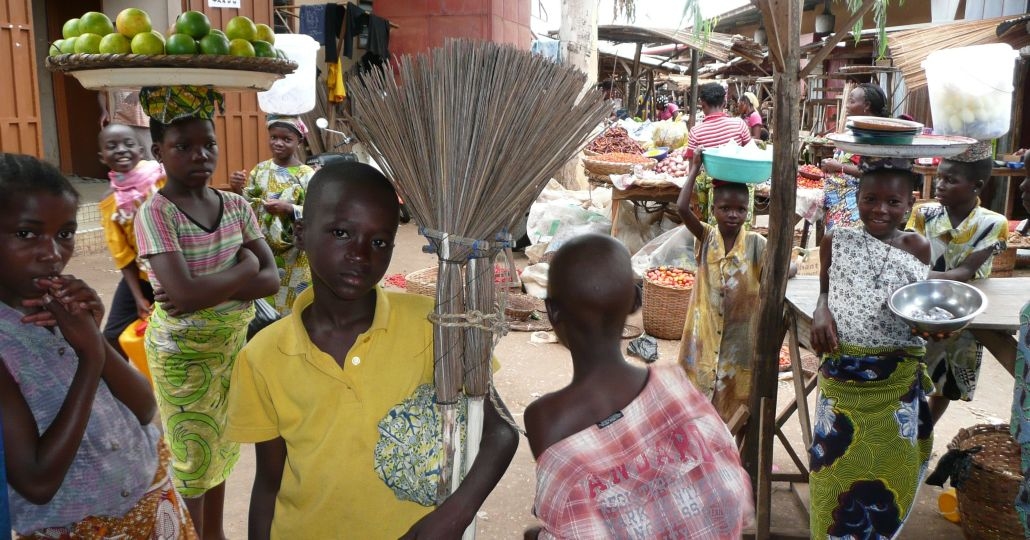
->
[[134, 85, 280, 539]]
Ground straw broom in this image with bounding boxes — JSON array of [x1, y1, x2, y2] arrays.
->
[[347, 39, 610, 535]]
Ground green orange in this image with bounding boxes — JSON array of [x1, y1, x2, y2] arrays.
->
[[165, 33, 198, 55], [251, 40, 275, 58], [225, 16, 256, 42], [198, 32, 230, 55], [176, 10, 211, 39], [228, 38, 255, 57]]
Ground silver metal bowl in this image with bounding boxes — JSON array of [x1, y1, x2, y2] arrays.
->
[[888, 280, 988, 334]]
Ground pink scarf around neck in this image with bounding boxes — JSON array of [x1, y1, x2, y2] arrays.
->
[[109, 160, 163, 216]]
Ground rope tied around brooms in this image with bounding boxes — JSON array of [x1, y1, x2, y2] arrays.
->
[[427, 310, 508, 335]]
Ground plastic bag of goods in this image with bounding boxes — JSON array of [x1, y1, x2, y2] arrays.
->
[[258, 34, 319, 115], [631, 226, 698, 278], [651, 120, 689, 149], [923, 43, 1019, 140]]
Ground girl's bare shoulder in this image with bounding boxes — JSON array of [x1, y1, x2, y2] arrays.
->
[[897, 230, 931, 264]]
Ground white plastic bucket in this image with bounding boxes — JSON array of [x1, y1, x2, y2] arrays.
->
[[258, 34, 319, 115], [923, 43, 1018, 139]]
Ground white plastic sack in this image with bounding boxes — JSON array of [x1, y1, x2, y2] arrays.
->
[[651, 120, 688, 149], [258, 34, 319, 115], [526, 191, 610, 246], [520, 263, 550, 299], [612, 201, 677, 255], [630, 226, 698, 278]]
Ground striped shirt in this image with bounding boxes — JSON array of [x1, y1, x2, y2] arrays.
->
[[686, 112, 752, 159], [135, 188, 262, 310]]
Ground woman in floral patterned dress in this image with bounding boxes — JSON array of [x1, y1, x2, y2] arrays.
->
[[230, 116, 315, 315], [808, 164, 932, 539]]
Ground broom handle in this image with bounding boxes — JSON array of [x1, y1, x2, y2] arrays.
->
[[462, 397, 484, 540]]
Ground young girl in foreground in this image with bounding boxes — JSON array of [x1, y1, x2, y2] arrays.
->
[[809, 164, 931, 539], [0, 153, 194, 538], [676, 153, 767, 423], [135, 86, 279, 539]]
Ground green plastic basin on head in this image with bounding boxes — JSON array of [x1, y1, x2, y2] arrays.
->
[[702, 149, 772, 184]]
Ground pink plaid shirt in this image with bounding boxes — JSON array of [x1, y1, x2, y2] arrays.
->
[[533, 365, 754, 539]]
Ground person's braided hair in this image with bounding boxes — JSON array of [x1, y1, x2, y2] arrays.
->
[[857, 83, 889, 117]]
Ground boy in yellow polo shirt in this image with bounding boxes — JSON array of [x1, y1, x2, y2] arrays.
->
[[226, 161, 518, 539], [97, 123, 163, 357]]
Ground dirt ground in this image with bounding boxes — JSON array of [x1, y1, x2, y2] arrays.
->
[[67, 200, 1021, 539]]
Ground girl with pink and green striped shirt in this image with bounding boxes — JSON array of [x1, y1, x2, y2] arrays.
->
[[133, 85, 279, 539]]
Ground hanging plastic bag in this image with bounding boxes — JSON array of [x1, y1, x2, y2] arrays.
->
[[630, 226, 698, 278]]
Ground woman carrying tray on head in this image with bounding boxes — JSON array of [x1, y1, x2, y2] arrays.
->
[[685, 82, 754, 228], [821, 83, 889, 230], [229, 115, 315, 315]]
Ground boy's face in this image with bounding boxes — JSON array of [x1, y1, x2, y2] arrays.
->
[[299, 182, 398, 302], [153, 119, 218, 189], [0, 191, 77, 307], [858, 175, 913, 237], [98, 125, 143, 175], [712, 187, 749, 238], [934, 161, 979, 208]]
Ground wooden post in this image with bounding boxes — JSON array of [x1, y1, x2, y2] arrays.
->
[[688, 49, 699, 128], [744, 0, 802, 538], [628, 42, 643, 117]]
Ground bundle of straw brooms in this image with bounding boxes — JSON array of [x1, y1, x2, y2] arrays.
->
[[346, 39, 610, 536]]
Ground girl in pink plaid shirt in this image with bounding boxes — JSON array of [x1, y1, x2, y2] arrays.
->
[[524, 234, 753, 539]]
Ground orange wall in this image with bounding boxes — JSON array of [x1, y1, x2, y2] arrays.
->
[[374, 0, 531, 56]]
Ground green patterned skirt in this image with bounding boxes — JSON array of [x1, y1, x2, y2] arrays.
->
[[809, 344, 931, 539], [144, 301, 254, 497]]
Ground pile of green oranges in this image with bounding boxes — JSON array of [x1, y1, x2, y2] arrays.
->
[[50, 9, 283, 59]]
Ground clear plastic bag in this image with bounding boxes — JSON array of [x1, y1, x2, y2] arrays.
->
[[630, 226, 698, 278]]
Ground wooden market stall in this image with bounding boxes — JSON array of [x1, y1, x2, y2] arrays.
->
[[743, 3, 1030, 538], [596, 25, 765, 123]]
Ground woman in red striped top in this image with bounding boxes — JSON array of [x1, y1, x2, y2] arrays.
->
[[683, 82, 754, 226]]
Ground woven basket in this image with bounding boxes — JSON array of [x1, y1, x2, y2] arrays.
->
[[642, 269, 694, 340], [992, 247, 1017, 276], [581, 156, 654, 176], [45, 53, 297, 74], [753, 227, 805, 248], [583, 148, 599, 157], [502, 293, 537, 321], [405, 267, 438, 297], [950, 424, 1024, 539]]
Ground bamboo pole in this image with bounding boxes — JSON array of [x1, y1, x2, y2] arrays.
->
[[688, 49, 699, 128], [628, 43, 643, 117]]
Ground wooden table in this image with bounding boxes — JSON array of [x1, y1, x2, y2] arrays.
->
[[914, 164, 1027, 216], [761, 276, 1030, 534]]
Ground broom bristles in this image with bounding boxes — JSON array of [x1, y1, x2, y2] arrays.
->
[[346, 39, 611, 405]]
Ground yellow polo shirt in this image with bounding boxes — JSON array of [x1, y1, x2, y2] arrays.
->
[[226, 286, 437, 539], [98, 177, 165, 280]]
